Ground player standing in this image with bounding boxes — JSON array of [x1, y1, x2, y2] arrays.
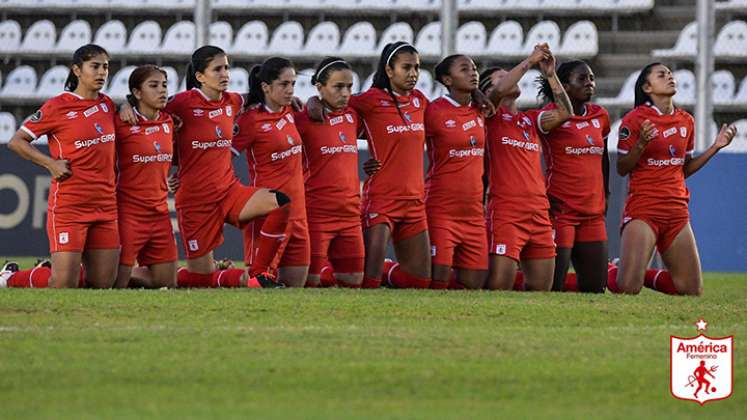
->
[[610, 63, 737, 295]]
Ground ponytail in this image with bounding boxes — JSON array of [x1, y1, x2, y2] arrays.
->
[[186, 45, 226, 91], [65, 43, 109, 92], [245, 57, 294, 107]]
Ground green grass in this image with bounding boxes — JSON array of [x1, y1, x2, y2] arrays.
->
[[0, 257, 745, 419]]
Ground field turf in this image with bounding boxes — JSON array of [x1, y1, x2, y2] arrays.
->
[[0, 257, 745, 419]]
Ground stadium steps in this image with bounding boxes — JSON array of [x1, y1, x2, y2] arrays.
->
[[598, 30, 681, 54], [593, 53, 653, 78]]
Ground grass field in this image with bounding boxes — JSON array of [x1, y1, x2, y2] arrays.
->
[[1, 257, 745, 419]]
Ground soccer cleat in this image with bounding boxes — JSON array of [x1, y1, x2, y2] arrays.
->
[[34, 258, 52, 269], [0, 261, 20, 288], [214, 258, 235, 271], [253, 272, 285, 289]]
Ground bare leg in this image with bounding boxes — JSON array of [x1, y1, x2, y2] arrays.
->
[[660, 223, 703, 296], [49, 252, 83, 288], [82, 249, 120, 289], [552, 247, 572, 291], [278, 265, 310, 288], [363, 224, 392, 281], [393, 231, 431, 279], [617, 220, 657, 294], [486, 255, 518, 290], [520, 258, 554, 291], [570, 241, 608, 293]]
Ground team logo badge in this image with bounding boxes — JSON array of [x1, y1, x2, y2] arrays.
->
[[445, 119, 456, 128], [94, 122, 104, 134], [591, 118, 600, 128], [233, 123, 240, 137], [162, 123, 170, 134], [226, 105, 232, 117], [65, 111, 78, 119], [669, 144, 677, 157], [670, 319, 733, 405], [188, 239, 199, 252], [58, 232, 69, 245], [338, 132, 347, 143], [380, 100, 391, 107], [495, 244, 506, 255], [193, 109, 204, 117], [680, 126, 688, 137], [287, 135, 294, 145], [469, 136, 477, 147], [28, 110, 42, 123], [153, 141, 161, 153], [215, 126, 223, 138], [100, 102, 109, 113], [345, 113, 354, 124], [130, 125, 141, 134], [586, 134, 594, 145], [413, 97, 420, 108]]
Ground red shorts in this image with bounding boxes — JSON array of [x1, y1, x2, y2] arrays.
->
[[177, 183, 258, 259], [309, 223, 365, 275], [47, 208, 120, 253], [487, 209, 556, 261], [362, 198, 428, 243], [118, 212, 178, 266], [429, 218, 488, 270], [244, 217, 311, 268], [621, 213, 689, 254], [550, 210, 608, 249]]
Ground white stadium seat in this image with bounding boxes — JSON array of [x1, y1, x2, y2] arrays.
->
[[339, 22, 376, 57], [377, 22, 414, 52], [431, 83, 447, 101], [303, 21, 340, 55], [0, 66, 38, 99], [716, 0, 747, 12], [20, 20, 56, 53], [294, 68, 318, 102], [457, 0, 496, 11], [361, 73, 373, 93], [597, 70, 639, 107], [733, 76, 747, 105], [456, 21, 487, 56], [711, 70, 735, 105], [107, 65, 135, 101], [591, 0, 654, 11], [36, 65, 69, 99], [415, 69, 434, 99], [517, 69, 542, 107], [126, 21, 162, 54], [652, 21, 697, 58], [162, 66, 179, 95], [161, 21, 195, 55], [268, 21, 304, 55], [714, 20, 747, 58], [559, 20, 598, 58], [228, 67, 249, 93], [722, 119, 747, 153], [56, 20, 92, 54], [231, 20, 269, 55], [410, 0, 441, 10], [522, 21, 560, 55], [486, 20, 523, 57], [209, 21, 233, 52], [0, 20, 22, 54], [415, 21, 441, 57], [673, 69, 695, 106], [93, 20, 127, 54], [0, 112, 17, 144]]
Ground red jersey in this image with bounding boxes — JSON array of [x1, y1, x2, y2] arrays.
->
[[539, 102, 610, 216], [350, 88, 428, 201], [164, 88, 243, 209], [424, 96, 485, 221], [295, 106, 361, 227], [485, 106, 549, 214], [234, 104, 306, 220], [20, 92, 117, 217], [617, 104, 695, 217], [115, 110, 174, 217]]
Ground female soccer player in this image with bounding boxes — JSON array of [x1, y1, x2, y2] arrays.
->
[[537, 60, 611, 293], [611, 63, 737, 295], [233, 57, 309, 287], [7, 44, 119, 288], [295, 57, 364, 288], [481, 44, 573, 291], [121, 46, 288, 288], [425, 54, 488, 289], [112, 65, 178, 288]]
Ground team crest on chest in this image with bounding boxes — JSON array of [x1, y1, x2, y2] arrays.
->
[[339, 131, 347, 143], [413, 97, 421, 108], [469, 135, 477, 146], [100, 102, 109, 113], [215, 126, 223, 138], [226, 105, 232, 117], [680, 126, 688, 137], [591, 118, 600, 128], [345, 113, 354, 124], [163, 123, 170, 134], [94, 122, 104, 134]]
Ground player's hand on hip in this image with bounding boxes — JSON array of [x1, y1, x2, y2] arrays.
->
[[48, 159, 72, 181]]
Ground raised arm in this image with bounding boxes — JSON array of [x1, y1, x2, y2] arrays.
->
[[487, 44, 549, 104], [537, 52, 574, 133], [683, 123, 737, 178]]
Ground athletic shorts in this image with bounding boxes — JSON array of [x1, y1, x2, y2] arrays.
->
[[361, 198, 428, 243], [177, 183, 258, 259], [244, 217, 311, 268], [118, 212, 178, 266], [550, 210, 608, 249], [487, 210, 556, 262], [47, 208, 119, 253], [429, 218, 488, 270], [308, 223, 365, 275], [621, 212, 689, 254]]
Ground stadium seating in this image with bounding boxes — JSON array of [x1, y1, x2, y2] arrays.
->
[[228, 66, 248, 93], [161, 21, 196, 55], [209, 21, 233, 52], [733, 76, 747, 105], [652, 21, 697, 59], [294, 68, 318, 102], [0, 66, 37, 99], [107, 65, 135, 101], [673, 69, 695, 106], [714, 20, 747, 58], [0, 112, 17, 144], [20, 20, 56, 53], [56, 20, 92, 53], [711, 70, 736, 105], [522, 21, 561, 55], [559, 20, 598, 58], [517, 69, 542, 107], [721, 119, 747, 153], [36, 65, 69, 99], [716, 0, 747, 11], [303, 22, 340, 55], [378, 22, 414, 52], [93, 20, 127, 54], [415, 69, 434, 99], [231, 20, 269, 55], [597, 70, 639, 107], [268, 21, 304, 55], [414, 21, 441, 57], [485, 20, 523, 57], [456, 21, 487, 56], [339, 22, 376, 57], [126, 21, 162, 54], [0, 20, 22, 53], [360, 73, 373, 92]]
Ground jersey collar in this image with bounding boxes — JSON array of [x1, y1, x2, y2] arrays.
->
[[442, 94, 471, 108], [134, 107, 160, 122], [193, 87, 223, 102], [646, 101, 675, 116]]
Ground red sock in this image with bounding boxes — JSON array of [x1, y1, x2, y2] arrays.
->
[[430, 280, 449, 289], [177, 269, 212, 288], [361, 276, 381, 288], [387, 264, 430, 289], [563, 273, 578, 292], [319, 263, 337, 287], [448, 270, 465, 289], [337, 280, 361, 288], [249, 204, 290, 277], [644, 269, 678, 295], [8, 267, 51, 288], [381, 260, 397, 282], [513, 271, 524, 291], [607, 264, 621, 293], [211, 269, 246, 288]]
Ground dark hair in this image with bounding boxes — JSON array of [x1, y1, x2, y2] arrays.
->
[[539, 60, 588, 102], [311, 56, 352, 85], [634, 62, 665, 107], [372, 41, 419, 123], [478, 67, 502, 93], [246, 56, 294, 106], [186, 45, 226, 90], [64, 44, 109, 92], [126, 65, 168, 108], [434, 54, 467, 88]]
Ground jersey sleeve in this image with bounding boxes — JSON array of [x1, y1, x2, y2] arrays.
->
[[232, 113, 254, 154], [163, 93, 184, 117], [20, 100, 59, 141], [524, 109, 544, 136], [349, 92, 372, 117], [616, 112, 641, 155], [685, 114, 695, 155], [424, 103, 439, 139]]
